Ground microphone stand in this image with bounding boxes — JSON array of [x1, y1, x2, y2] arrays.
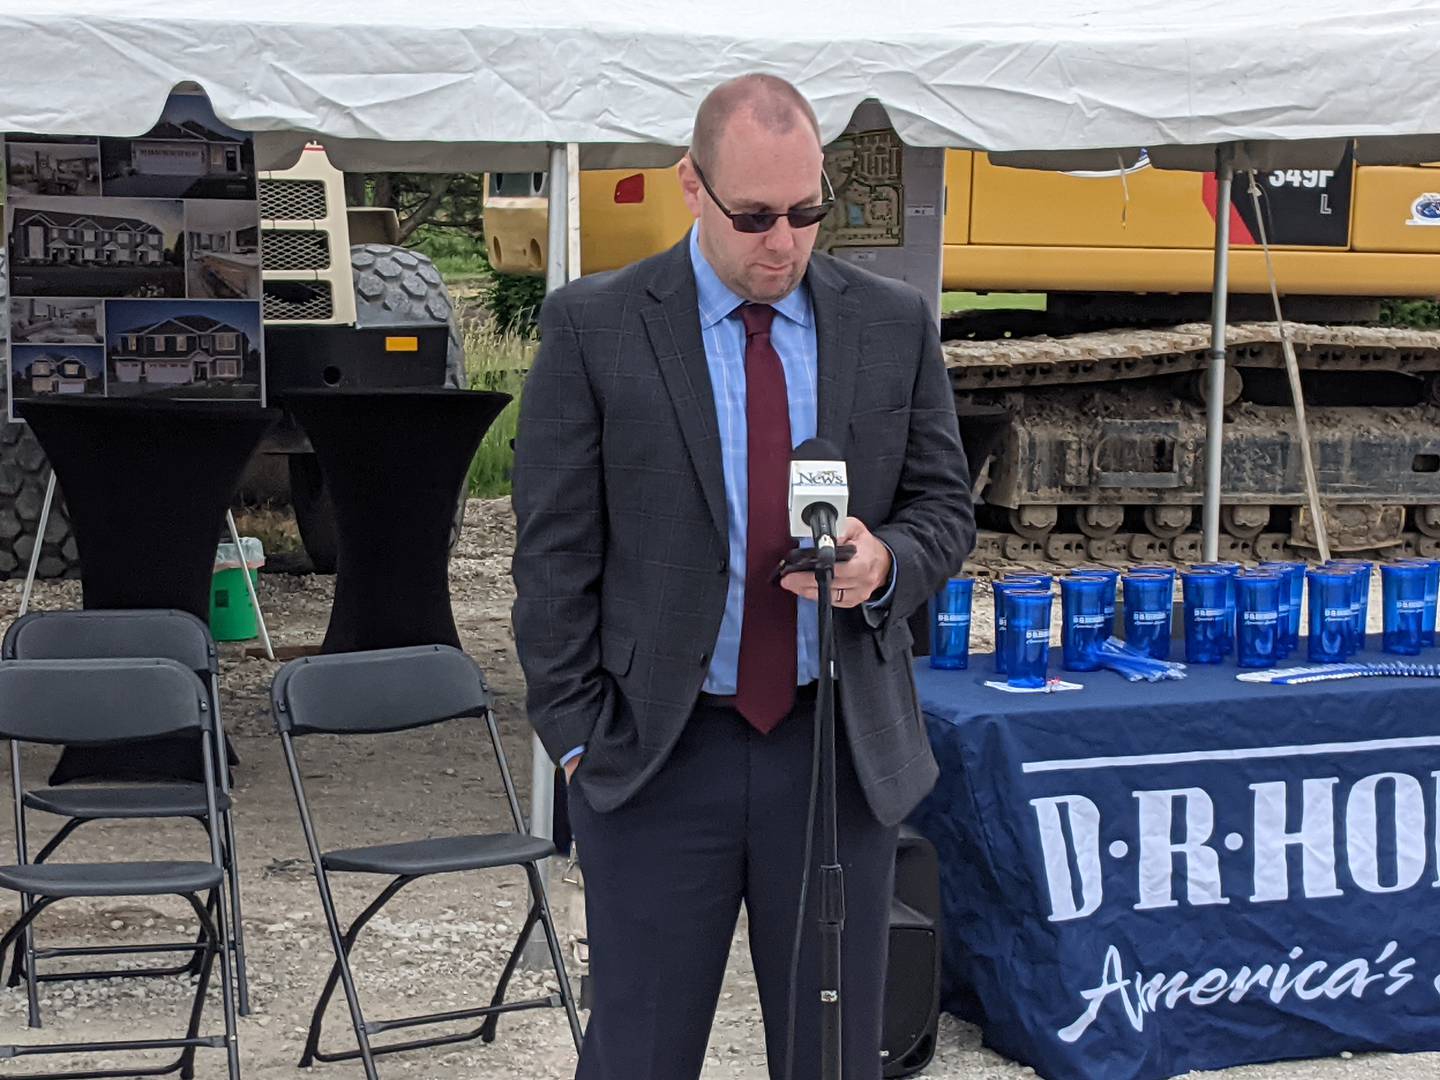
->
[[813, 550, 844, 1080]]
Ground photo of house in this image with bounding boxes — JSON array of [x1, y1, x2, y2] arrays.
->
[[5, 141, 102, 197], [10, 344, 105, 404], [7, 195, 184, 297], [104, 299, 262, 401], [10, 298, 103, 344], [100, 93, 256, 200], [185, 200, 261, 299]]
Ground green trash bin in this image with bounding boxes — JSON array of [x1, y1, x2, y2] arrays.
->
[[210, 537, 264, 642]]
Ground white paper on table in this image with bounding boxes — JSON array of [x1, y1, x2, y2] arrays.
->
[[983, 680, 1085, 694]]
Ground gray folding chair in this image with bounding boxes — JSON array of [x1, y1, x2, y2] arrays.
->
[[271, 644, 582, 1079], [0, 658, 240, 1080], [2, 609, 249, 1025]]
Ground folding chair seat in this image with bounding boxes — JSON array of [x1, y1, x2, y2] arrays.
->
[[25, 785, 232, 819], [2, 608, 251, 1023], [0, 658, 240, 1080], [0, 861, 224, 899], [322, 833, 556, 876], [271, 644, 583, 1079]]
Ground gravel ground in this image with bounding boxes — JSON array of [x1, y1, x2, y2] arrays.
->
[[1, 500, 1437, 1079]]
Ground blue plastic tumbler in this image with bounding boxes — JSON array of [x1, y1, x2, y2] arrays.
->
[[1002, 589, 1053, 688], [996, 578, 1054, 673], [1192, 562, 1241, 654], [1326, 559, 1372, 652], [1060, 575, 1109, 672], [1235, 572, 1281, 668], [992, 576, 1048, 674], [1381, 562, 1428, 656], [1259, 561, 1306, 656], [1320, 562, 1366, 657], [929, 577, 974, 669], [1395, 558, 1440, 648], [1308, 568, 1355, 663], [1073, 566, 1119, 633], [1181, 569, 1230, 664], [1122, 573, 1172, 660]]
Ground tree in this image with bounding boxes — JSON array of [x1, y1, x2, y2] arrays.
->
[[343, 172, 488, 243]]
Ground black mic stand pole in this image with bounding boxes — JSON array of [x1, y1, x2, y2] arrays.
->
[[814, 549, 844, 1080]]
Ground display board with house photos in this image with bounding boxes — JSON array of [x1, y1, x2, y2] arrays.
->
[[2, 91, 264, 419]]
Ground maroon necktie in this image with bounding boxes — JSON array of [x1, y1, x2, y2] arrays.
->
[[734, 304, 796, 733]]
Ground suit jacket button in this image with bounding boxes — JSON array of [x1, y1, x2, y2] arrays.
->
[[699, 652, 710, 666], [717, 560, 727, 574]]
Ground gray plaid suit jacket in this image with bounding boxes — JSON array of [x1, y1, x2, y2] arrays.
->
[[512, 237, 974, 826]]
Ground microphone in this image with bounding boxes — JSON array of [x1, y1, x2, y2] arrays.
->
[[789, 437, 848, 567]]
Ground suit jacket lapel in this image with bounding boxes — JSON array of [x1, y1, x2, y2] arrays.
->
[[642, 239, 728, 541], [808, 254, 860, 455]]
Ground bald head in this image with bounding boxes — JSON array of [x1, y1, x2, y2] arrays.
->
[[690, 74, 822, 180]]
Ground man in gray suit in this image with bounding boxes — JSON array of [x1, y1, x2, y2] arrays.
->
[[513, 73, 973, 1080]]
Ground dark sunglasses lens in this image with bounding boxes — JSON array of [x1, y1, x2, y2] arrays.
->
[[731, 212, 780, 234], [787, 204, 831, 228], [729, 204, 830, 233]]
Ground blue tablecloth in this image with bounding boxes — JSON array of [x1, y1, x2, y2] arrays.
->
[[907, 646, 1440, 1080]]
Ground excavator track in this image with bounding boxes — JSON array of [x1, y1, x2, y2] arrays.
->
[[947, 320, 1440, 568]]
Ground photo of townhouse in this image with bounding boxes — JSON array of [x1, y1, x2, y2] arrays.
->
[[104, 299, 262, 401], [185, 200, 261, 300], [7, 195, 184, 298], [5, 141, 102, 197], [10, 298, 103, 344], [10, 345, 106, 404], [100, 93, 256, 200]]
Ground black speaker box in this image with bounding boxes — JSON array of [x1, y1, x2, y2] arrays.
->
[[881, 826, 941, 1078]]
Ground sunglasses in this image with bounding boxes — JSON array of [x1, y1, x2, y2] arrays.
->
[[691, 159, 835, 234]]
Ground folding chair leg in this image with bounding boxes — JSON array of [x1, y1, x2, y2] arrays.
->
[[176, 894, 220, 1080], [187, 891, 241, 1080], [7, 816, 84, 1007], [11, 819, 85, 1029], [11, 890, 42, 1029], [300, 876, 411, 1073], [0, 895, 60, 983], [179, 891, 218, 978], [1, 896, 52, 1033], [525, 861, 585, 1052], [479, 899, 542, 1043], [219, 810, 251, 1015]]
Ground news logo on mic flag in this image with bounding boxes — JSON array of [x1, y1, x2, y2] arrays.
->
[[789, 436, 850, 541], [788, 458, 849, 539]]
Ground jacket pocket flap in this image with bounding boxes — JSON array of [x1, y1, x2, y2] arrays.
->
[[600, 633, 636, 677], [874, 617, 914, 662]]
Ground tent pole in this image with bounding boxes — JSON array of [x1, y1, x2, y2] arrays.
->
[[531, 143, 568, 839], [522, 144, 570, 968], [18, 470, 57, 619], [1202, 147, 1235, 562], [566, 142, 582, 282]]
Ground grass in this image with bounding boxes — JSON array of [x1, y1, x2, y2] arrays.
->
[[942, 291, 1046, 313], [430, 252, 493, 284], [462, 316, 537, 498]]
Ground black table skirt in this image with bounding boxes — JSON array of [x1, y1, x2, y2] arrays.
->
[[278, 388, 511, 653], [18, 398, 277, 783]]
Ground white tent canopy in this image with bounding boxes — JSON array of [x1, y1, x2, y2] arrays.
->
[[3, 0, 1440, 171]]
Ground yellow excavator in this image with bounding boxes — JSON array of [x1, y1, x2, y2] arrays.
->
[[484, 150, 1440, 564]]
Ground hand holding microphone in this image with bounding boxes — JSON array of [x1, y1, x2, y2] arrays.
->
[[779, 439, 892, 609]]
